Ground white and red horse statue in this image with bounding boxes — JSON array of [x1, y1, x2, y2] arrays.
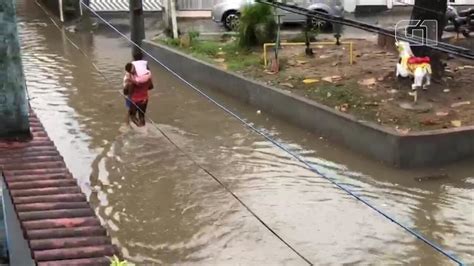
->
[[395, 41, 432, 102]]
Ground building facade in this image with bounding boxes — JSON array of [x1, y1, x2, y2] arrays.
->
[[88, 0, 472, 13]]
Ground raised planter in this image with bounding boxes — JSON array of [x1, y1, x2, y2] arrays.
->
[[142, 40, 474, 168]]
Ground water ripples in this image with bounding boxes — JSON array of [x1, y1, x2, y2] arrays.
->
[[16, 0, 474, 264]]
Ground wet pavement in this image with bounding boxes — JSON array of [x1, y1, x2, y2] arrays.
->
[[15, 0, 474, 265]]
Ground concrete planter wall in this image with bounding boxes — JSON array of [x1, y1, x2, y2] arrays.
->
[[142, 40, 474, 168]]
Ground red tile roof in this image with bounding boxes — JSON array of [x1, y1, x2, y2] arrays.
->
[[1, 112, 118, 265]]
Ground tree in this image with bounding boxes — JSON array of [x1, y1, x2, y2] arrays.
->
[[410, 0, 448, 80]]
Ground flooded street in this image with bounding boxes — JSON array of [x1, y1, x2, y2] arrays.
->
[[16, 0, 473, 264]]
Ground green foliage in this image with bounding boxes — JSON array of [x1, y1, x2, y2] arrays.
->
[[109, 255, 128, 266], [227, 54, 261, 71], [163, 38, 180, 47], [188, 29, 200, 44], [160, 37, 262, 72], [238, 3, 277, 48], [190, 41, 221, 57]]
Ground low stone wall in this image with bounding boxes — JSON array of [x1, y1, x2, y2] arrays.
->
[[142, 40, 474, 168]]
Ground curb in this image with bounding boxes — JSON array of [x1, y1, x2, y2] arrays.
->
[[142, 40, 474, 168]]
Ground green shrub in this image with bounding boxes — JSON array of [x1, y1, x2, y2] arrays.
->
[[239, 3, 276, 48], [188, 29, 200, 44], [164, 38, 180, 47], [191, 41, 220, 56]]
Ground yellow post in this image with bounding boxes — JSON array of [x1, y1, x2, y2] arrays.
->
[[349, 42, 353, 65]]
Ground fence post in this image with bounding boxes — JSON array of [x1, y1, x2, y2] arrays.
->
[[59, 0, 65, 22]]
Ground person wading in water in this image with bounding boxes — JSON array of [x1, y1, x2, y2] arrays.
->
[[122, 63, 134, 124], [128, 52, 154, 127]]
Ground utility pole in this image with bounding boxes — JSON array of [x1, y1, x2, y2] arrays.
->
[[162, 0, 178, 38], [170, 0, 178, 39], [0, 0, 30, 139], [130, 0, 145, 56]]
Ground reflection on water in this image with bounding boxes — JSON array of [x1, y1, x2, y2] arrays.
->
[[17, 0, 473, 264]]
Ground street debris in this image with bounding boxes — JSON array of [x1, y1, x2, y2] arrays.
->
[[358, 78, 377, 86], [451, 101, 471, 108], [322, 75, 342, 83], [415, 174, 449, 182], [340, 103, 349, 112], [420, 119, 439, 126], [303, 79, 319, 84], [457, 65, 474, 70], [395, 127, 411, 135], [280, 82, 294, 88], [436, 111, 449, 117], [364, 102, 379, 106], [451, 120, 462, 127]]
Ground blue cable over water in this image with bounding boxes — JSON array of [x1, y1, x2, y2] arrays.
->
[[36, 2, 312, 264], [65, 3, 466, 264]]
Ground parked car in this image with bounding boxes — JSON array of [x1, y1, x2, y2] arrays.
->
[[211, 0, 344, 31]]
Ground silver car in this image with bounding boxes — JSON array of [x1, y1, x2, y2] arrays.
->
[[212, 0, 344, 31]]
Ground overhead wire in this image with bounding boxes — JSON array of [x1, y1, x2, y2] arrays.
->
[[257, 0, 474, 60], [82, 3, 467, 264], [38, 1, 465, 264], [34, 1, 312, 264]]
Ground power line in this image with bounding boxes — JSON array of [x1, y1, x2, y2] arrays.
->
[[34, 1, 313, 264], [41, 1, 465, 264], [257, 0, 474, 60], [81, 4, 466, 264]]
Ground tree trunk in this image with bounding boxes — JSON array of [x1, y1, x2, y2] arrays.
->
[[0, 0, 31, 138], [410, 0, 447, 80]]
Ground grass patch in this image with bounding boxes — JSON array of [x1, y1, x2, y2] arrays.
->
[[311, 83, 363, 106], [190, 41, 221, 57], [305, 82, 378, 121], [160, 38, 262, 72]]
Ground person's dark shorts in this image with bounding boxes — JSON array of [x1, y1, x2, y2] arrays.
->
[[125, 98, 131, 109], [129, 100, 148, 114]]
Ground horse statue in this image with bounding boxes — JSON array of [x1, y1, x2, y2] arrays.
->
[[395, 41, 432, 102]]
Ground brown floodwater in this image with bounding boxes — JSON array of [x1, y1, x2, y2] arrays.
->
[[16, 0, 473, 265]]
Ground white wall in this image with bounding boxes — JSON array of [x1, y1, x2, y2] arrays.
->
[[343, 0, 357, 12]]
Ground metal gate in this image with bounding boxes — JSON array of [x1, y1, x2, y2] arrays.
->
[[176, 0, 223, 10], [90, 0, 162, 12]]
